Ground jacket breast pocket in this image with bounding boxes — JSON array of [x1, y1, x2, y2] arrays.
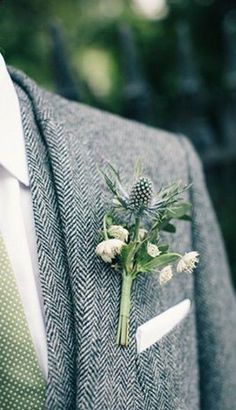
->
[[135, 302, 199, 410]]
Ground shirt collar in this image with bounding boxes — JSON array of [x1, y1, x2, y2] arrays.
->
[[0, 53, 29, 187]]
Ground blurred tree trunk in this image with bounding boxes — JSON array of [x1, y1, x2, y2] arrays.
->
[[49, 20, 80, 102]]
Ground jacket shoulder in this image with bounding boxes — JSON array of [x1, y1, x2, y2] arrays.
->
[[49, 91, 199, 187], [10, 65, 199, 187]]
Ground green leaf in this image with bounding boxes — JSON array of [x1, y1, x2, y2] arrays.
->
[[134, 240, 152, 265], [138, 253, 180, 272], [106, 162, 121, 182], [147, 229, 159, 243], [162, 223, 176, 233], [179, 214, 192, 221], [120, 241, 137, 272], [158, 244, 169, 253], [106, 215, 113, 226], [113, 195, 129, 209], [166, 202, 192, 219], [100, 170, 117, 196], [134, 158, 143, 178]]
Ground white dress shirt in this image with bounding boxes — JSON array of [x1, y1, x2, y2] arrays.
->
[[0, 53, 48, 380]]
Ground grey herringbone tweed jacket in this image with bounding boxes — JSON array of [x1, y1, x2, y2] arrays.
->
[[9, 67, 236, 410]]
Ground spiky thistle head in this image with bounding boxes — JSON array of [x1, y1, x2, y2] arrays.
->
[[129, 177, 153, 211]]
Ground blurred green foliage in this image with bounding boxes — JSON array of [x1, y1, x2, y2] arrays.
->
[[0, 0, 235, 285], [0, 0, 226, 115]]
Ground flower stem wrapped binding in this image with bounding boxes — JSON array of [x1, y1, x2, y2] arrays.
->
[[96, 161, 199, 347]]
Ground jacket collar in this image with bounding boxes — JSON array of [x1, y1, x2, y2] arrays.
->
[[8, 66, 77, 409], [0, 56, 29, 186]]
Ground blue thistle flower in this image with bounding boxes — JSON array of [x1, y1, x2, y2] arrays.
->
[[129, 177, 153, 211]]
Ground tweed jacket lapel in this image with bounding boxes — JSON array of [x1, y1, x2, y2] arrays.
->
[[10, 71, 78, 409], [9, 69, 145, 409]]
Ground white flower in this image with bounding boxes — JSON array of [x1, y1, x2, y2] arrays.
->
[[177, 251, 199, 274], [147, 242, 161, 258], [108, 225, 129, 242], [159, 265, 173, 286], [138, 228, 148, 240], [96, 239, 125, 263]]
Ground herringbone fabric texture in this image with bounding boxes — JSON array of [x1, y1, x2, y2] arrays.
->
[[7, 66, 236, 410], [0, 232, 46, 409]]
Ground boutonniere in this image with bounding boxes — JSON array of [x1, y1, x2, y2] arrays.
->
[[95, 161, 199, 347]]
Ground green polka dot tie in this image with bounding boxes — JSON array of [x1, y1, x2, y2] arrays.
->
[[0, 232, 46, 409]]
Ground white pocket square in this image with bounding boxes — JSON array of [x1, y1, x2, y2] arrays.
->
[[136, 298, 191, 353]]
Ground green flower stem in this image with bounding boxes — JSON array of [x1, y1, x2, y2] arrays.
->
[[133, 216, 140, 241], [116, 273, 133, 346], [103, 214, 109, 240]]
